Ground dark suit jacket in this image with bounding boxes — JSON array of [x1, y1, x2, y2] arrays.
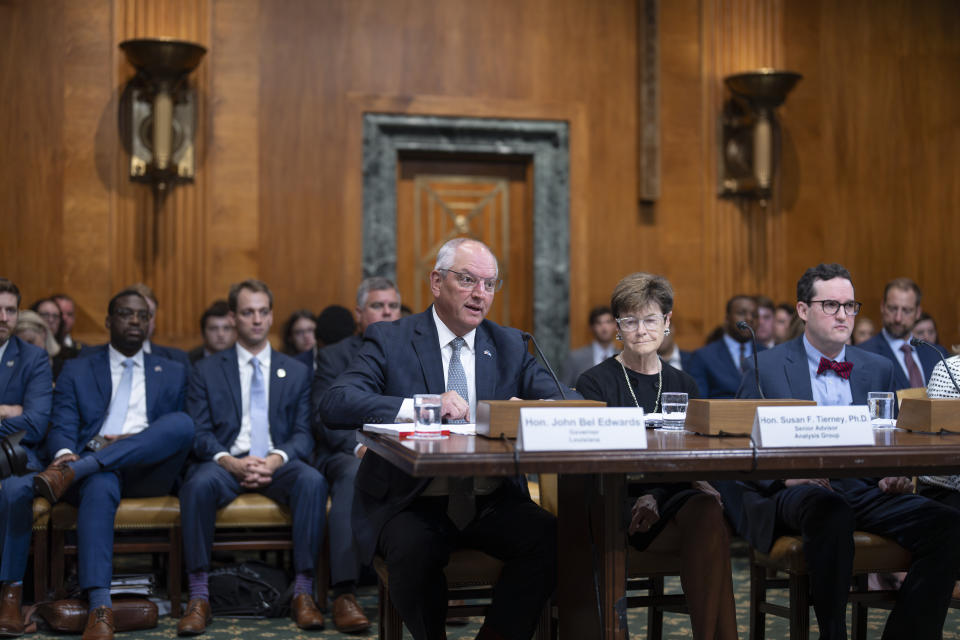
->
[[687, 337, 766, 399], [0, 336, 54, 468], [717, 335, 896, 552], [81, 342, 190, 369], [295, 348, 315, 372], [318, 308, 578, 561], [186, 346, 313, 463], [857, 332, 940, 390], [311, 335, 363, 467], [47, 347, 187, 458]]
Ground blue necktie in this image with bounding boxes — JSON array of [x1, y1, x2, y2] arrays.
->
[[447, 337, 469, 423], [101, 358, 134, 436], [249, 356, 269, 457]]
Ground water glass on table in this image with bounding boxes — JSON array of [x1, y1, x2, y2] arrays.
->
[[660, 392, 689, 431], [412, 393, 444, 439], [868, 391, 896, 429]]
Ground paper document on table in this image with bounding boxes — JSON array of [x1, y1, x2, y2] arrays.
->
[[362, 423, 476, 438]]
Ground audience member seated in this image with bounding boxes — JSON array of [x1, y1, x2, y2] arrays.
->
[[53, 293, 86, 350], [773, 302, 801, 344], [15, 309, 71, 380], [177, 279, 327, 635], [917, 354, 960, 509], [34, 288, 193, 640], [754, 295, 776, 348], [559, 305, 618, 387], [188, 300, 236, 364], [125, 283, 190, 368], [0, 278, 54, 637], [297, 305, 359, 372], [282, 309, 317, 356], [912, 311, 949, 355], [852, 315, 875, 345], [308, 276, 403, 632], [319, 238, 574, 640], [575, 273, 736, 640], [717, 263, 960, 640], [687, 294, 763, 398], [858, 277, 939, 390]]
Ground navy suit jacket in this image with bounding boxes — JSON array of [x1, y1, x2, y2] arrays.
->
[[0, 336, 53, 469], [857, 332, 940, 390], [687, 337, 766, 399], [80, 342, 191, 369], [311, 335, 363, 466], [47, 347, 187, 458], [318, 308, 578, 560], [717, 335, 896, 553], [187, 346, 313, 463], [295, 348, 315, 371]]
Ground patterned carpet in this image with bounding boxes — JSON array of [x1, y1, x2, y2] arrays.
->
[[25, 556, 960, 639]]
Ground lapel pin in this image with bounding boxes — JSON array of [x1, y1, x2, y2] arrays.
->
[[5, 361, 13, 367], [483, 350, 492, 358], [277, 368, 286, 378], [154, 365, 162, 372]]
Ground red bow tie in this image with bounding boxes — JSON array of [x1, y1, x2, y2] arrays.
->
[[817, 357, 853, 380]]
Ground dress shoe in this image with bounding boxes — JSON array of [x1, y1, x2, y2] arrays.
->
[[0, 583, 24, 637], [331, 593, 370, 633], [33, 463, 75, 503], [176, 599, 212, 636], [290, 593, 324, 630], [81, 606, 114, 640]]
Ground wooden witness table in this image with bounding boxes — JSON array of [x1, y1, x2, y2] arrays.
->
[[357, 427, 960, 640]]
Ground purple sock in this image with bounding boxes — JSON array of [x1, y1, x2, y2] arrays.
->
[[294, 572, 313, 597], [188, 571, 209, 601]]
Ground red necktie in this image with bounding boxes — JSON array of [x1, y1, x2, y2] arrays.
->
[[817, 357, 853, 380], [900, 343, 924, 387]]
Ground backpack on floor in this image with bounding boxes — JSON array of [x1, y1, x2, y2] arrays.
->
[[208, 562, 293, 618]]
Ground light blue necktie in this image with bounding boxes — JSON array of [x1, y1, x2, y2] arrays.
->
[[101, 358, 134, 436], [446, 337, 469, 424], [249, 356, 270, 457]]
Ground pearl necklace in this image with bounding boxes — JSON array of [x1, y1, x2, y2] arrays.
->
[[617, 354, 662, 413]]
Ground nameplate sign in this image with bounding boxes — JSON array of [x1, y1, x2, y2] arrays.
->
[[518, 407, 647, 451], [751, 406, 874, 448]]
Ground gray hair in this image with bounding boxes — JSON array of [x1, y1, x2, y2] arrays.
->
[[356, 277, 400, 308], [433, 238, 499, 275]]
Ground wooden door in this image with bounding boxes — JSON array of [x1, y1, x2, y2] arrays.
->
[[396, 154, 534, 335]]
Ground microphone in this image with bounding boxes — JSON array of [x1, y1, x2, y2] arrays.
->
[[910, 337, 960, 396], [522, 332, 567, 400], [736, 321, 766, 399]]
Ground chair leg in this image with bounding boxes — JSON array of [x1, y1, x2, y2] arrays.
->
[[31, 526, 49, 602], [850, 575, 868, 640], [789, 573, 810, 640], [50, 528, 66, 599], [378, 575, 402, 640], [749, 558, 766, 640], [315, 523, 330, 611], [169, 526, 182, 617], [534, 597, 552, 640], [647, 575, 664, 640]]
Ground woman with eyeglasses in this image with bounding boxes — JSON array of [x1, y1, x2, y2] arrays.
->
[[575, 272, 738, 640]]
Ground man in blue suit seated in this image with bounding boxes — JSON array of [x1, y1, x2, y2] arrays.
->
[[319, 238, 577, 640], [177, 280, 327, 636], [716, 263, 960, 640], [857, 277, 941, 390], [308, 276, 401, 632], [687, 294, 764, 398], [33, 288, 193, 640], [0, 278, 54, 637]]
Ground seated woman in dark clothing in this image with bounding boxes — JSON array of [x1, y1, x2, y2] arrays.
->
[[576, 272, 738, 640]]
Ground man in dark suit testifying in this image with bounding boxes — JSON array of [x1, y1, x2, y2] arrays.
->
[[320, 239, 574, 640], [33, 289, 193, 640], [717, 263, 960, 640]]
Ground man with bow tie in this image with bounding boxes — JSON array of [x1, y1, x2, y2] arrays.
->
[[33, 288, 193, 640], [716, 263, 960, 640]]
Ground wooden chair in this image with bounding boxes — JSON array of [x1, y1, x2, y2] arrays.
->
[[49, 496, 182, 615], [750, 531, 912, 640], [31, 497, 51, 602]]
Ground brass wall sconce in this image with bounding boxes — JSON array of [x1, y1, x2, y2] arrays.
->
[[119, 38, 207, 194], [719, 69, 802, 203]]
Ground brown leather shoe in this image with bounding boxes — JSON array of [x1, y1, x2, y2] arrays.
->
[[290, 593, 324, 630], [81, 606, 114, 640], [33, 463, 75, 503], [331, 593, 370, 633], [176, 599, 212, 636], [0, 583, 24, 637]]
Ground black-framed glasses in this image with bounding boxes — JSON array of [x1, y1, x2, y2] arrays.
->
[[113, 307, 152, 322], [616, 314, 665, 332], [439, 269, 503, 293], [807, 299, 861, 316]]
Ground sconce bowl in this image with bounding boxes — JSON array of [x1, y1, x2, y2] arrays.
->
[[724, 69, 802, 108], [120, 38, 207, 80]]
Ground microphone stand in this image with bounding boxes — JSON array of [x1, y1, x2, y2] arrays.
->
[[736, 321, 766, 399]]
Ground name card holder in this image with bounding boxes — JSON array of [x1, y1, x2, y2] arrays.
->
[[685, 399, 816, 435], [476, 399, 606, 439], [517, 407, 647, 451], [896, 398, 960, 432], [752, 406, 874, 448]]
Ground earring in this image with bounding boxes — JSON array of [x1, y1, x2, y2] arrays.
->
[[616, 333, 622, 341], [664, 328, 671, 336]]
